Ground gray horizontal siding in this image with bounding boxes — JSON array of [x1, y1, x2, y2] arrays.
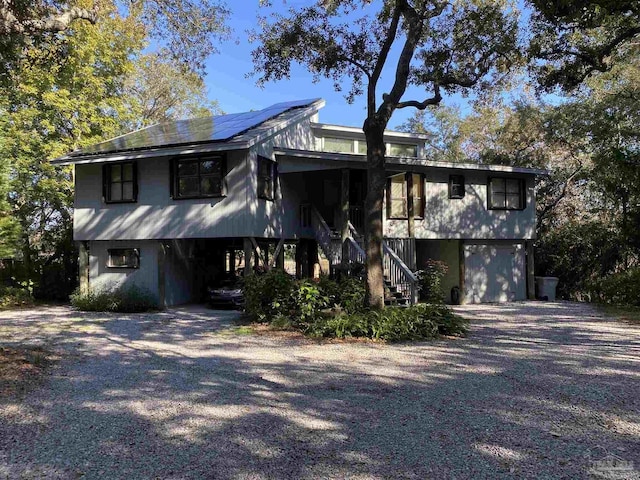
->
[[385, 170, 536, 240]]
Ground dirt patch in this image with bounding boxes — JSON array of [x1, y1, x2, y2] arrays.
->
[[0, 346, 55, 397]]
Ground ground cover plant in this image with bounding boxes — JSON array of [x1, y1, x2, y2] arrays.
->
[[244, 269, 466, 342], [0, 286, 34, 310], [70, 285, 158, 313]]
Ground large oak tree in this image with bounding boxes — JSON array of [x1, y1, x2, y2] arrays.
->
[[252, 0, 520, 308]]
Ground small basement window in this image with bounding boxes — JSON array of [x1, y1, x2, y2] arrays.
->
[[103, 162, 137, 203], [449, 175, 465, 199], [488, 177, 525, 210], [257, 156, 276, 200], [107, 248, 140, 269]]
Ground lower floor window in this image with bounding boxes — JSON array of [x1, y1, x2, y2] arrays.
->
[[107, 248, 140, 268]]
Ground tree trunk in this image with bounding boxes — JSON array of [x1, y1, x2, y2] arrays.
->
[[364, 123, 387, 309]]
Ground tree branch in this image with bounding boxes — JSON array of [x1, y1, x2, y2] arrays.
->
[[395, 86, 442, 109], [0, 6, 98, 35]]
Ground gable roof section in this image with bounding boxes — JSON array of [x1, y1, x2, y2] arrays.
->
[[51, 98, 324, 165]]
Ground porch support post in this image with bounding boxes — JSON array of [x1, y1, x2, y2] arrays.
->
[[406, 172, 415, 237], [276, 245, 285, 269], [458, 240, 466, 305], [308, 240, 319, 278], [243, 238, 254, 276], [78, 241, 90, 295], [271, 238, 285, 269], [341, 168, 350, 267], [295, 240, 306, 278], [158, 242, 167, 309], [526, 240, 535, 300]]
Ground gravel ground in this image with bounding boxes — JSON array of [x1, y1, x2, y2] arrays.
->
[[0, 302, 639, 479]]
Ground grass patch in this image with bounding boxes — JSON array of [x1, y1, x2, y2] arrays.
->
[[599, 305, 640, 325], [0, 346, 54, 397]]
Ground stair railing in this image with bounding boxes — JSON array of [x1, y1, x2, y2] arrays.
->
[[311, 206, 341, 265], [382, 242, 419, 305], [346, 236, 366, 264]]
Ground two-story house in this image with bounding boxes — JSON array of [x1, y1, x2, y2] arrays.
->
[[52, 98, 545, 306]]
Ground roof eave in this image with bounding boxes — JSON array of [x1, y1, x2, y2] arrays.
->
[[273, 147, 550, 175]]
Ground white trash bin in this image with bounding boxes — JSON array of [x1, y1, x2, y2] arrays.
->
[[535, 276, 559, 301]]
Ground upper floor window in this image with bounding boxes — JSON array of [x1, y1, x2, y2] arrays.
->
[[257, 156, 276, 200], [387, 173, 425, 219], [107, 248, 140, 269], [103, 162, 137, 203], [488, 177, 525, 210], [324, 137, 354, 153], [171, 155, 225, 199], [449, 175, 465, 199], [388, 143, 418, 157], [317, 136, 419, 157]]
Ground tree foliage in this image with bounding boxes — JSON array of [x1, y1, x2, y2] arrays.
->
[[252, 0, 521, 308], [1, 0, 230, 78], [528, 0, 640, 91], [124, 53, 223, 129]]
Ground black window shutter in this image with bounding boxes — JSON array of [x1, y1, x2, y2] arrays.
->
[[132, 162, 139, 201], [273, 161, 279, 199], [386, 177, 392, 218], [221, 155, 228, 196], [520, 179, 526, 209], [420, 173, 426, 217], [169, 158, 175, 199], [487, 177, 493, 209], [102, 164, 108, 202]]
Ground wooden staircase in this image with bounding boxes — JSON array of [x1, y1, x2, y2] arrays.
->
[[311, 207, 418, 305]]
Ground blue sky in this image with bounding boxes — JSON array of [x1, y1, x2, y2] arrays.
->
[[202, 2, 474, 130]]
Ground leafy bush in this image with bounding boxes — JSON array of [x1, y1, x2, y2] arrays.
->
[[244, 269, 297, 321], [416, 259, 448, 303], [70, 284, 158, 312], [536, 221, 621, 300], [307, 303, 466, 342], [244, 270, 466, 341], [0, 286, 34, 309], [588, 268, 640, 306]]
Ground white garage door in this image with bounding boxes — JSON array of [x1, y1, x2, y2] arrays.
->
[[464, 244, 526, 303]]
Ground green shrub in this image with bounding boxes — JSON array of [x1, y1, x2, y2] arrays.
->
[[588, 268, 640, 306], [307, 303, 467, 342], [416, 260, 448, 303], [70, 285, 158, 312], [244, 269, 297, 321], [0, 286, 34, 309], [244, 270, 466, 342]]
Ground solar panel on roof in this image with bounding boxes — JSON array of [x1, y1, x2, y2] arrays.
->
[[74, 98, 321, 156]]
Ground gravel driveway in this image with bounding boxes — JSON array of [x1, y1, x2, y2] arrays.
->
[[0, 302, 639, 479]]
